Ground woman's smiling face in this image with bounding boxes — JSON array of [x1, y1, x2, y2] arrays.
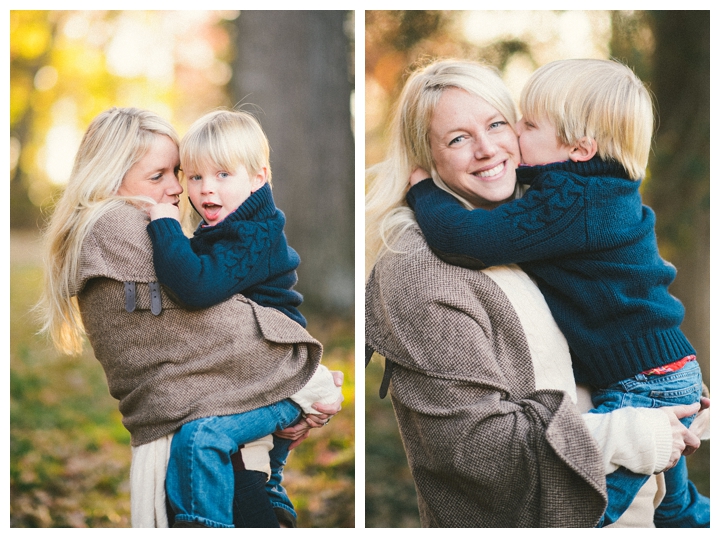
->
[[429, 88, 519, 209]]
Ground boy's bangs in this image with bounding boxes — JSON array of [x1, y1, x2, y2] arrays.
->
[[181, 136, 239, 175]]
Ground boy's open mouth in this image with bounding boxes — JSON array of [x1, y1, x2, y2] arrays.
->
[[202, 202, 222, 220]]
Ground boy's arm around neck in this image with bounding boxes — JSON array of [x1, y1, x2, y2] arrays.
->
[[406, 174, 590, 268]]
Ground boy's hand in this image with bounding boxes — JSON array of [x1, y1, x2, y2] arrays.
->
[[149, 202, 180, 222], [409, 167, 431, 187]]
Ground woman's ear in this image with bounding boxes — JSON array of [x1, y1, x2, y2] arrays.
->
[[569, 137, 598, 162], [250, 167, 268, 192]]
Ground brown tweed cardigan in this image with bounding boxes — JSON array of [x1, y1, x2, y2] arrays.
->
[[366, 226, 607, 527], [72, 203, 322, 446]]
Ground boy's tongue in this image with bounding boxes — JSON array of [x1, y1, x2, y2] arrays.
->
[[203, 203, 222, 222]]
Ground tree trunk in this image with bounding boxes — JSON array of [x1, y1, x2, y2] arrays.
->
[[230, 11, 354, 317], [646, 11, 710, 383]]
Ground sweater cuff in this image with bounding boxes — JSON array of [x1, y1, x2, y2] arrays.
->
[[405, 177, 435, 209], [146, 216, 185, 240], [650, 409, 674, 474]]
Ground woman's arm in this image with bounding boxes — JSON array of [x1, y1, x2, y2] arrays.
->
[[577, 386, 701, 475], [274, 370, 344, 449]]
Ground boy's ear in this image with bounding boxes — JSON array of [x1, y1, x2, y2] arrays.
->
[[568, 137, 597, 162], [250, 167, 268, 192]]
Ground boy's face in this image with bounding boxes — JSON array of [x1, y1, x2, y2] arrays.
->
[[185, 162, 266, 225], [516, 116, 574, 166]]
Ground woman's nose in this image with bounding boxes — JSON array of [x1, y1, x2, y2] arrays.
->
[[168, 176, 183, 196], [473, 134, 497, 160]]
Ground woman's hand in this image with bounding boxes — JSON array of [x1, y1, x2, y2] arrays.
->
[[688, 396, 710, 442], [149, 202, 180, 221], [659, 402, 701, 472], [275, 370, 344, 449], [409, 167, 431, 187]]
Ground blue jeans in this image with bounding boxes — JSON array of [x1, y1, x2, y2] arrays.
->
[[589, 360, 708, 527], [166, 400, 302, 528]]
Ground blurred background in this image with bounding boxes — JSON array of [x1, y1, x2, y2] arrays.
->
[[10, 10, 355, 528], [365, 10, 709, 527]]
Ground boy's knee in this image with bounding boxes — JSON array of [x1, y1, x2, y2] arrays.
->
[[174, 417, 237, 455]]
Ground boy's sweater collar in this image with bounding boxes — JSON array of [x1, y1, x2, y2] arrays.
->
[[198, 182, 276, 228], [516, 156, 630, 182]]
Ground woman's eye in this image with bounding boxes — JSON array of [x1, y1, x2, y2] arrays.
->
[[490, 121, 507, 130], [150, 174, 162, 181], [449, 135, 465, 146]]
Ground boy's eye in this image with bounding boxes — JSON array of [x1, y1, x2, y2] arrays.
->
[[218, 172, 229, 179], [189, 175, 201, 181]]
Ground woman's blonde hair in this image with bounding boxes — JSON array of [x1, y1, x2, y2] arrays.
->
[[37, 107, 179, 354], [365, 59, 518, 277], [180, 109, 272, 184], [519, 59, 653, 180]]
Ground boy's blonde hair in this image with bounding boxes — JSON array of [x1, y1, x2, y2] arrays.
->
[[38, 107, 179, 354], [366, 58, 519, 276], [180, 109, 272, 184], [519, 59, 653, 180]]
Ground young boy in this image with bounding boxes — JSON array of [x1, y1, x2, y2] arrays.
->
[[146, 109, 341, 528], [406, 59, 708, 527]]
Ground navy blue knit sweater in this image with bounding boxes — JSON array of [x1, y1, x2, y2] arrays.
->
[[148, 182, 306, 327], [407, 157, 694, 386]]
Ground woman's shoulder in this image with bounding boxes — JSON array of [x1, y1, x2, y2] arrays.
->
[[372, 225, 492, 285], [373, 225, 440, 271], [92, 201, 149, 236], [75, 202, 157, 292], [367, 224, 505, 318]]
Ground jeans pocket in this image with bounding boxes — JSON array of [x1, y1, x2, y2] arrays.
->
[[646, 362, 703, 405]]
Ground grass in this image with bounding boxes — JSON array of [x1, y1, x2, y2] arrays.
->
[[9, 230, 355, 528]]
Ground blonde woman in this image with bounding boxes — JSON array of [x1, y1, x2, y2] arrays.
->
[[38, 107, 342, 527], [365, 59, 706, 527]]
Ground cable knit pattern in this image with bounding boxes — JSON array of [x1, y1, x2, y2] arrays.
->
[[407, 158, 695, 386], [148, 183, 305, 327], [74, 203, 322, 446], [366, 226, 607, 527]]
